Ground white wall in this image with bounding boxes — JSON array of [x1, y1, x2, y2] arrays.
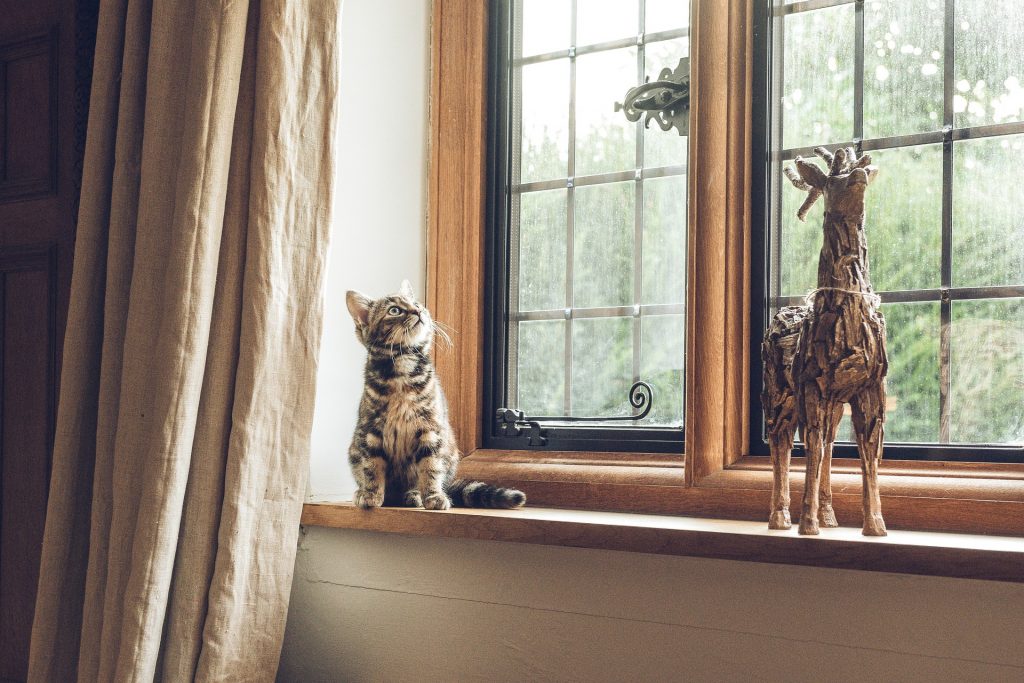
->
[[279, 3, 1024, 681], [280, 528, 1024, 682], [307, 0, 430, 499]]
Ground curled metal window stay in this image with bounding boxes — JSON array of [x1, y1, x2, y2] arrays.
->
[[495, 381, 655, 447]]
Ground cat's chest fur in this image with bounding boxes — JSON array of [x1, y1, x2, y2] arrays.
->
[[381, 390, 424, 459], [379, 354, 433, 458]]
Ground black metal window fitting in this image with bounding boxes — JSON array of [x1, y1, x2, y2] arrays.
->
[[751, 0, 1024, 462], [485, 0, 691, 452]]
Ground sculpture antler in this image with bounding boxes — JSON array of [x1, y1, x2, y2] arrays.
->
[[783, 147, 875, 221], [783, 165, 822, 222]]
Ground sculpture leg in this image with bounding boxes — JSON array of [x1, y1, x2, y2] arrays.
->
[[768, 426, 795, 530], [798, 416, 828, 536], [818, 403, 843, 528], [851, 386, 887, 536]]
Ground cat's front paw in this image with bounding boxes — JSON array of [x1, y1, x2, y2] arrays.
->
[[423, 493, 451, 510], [402, 490, 423, 507], [355, 489, 384, 509]]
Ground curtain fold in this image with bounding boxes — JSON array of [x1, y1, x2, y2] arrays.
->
[[28, 0, 340, 680]]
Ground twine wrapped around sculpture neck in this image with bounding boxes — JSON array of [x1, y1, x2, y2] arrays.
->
[[802, 286, 881, 308]]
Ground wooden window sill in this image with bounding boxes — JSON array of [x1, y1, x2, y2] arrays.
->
[[454, 450, 1024, 537], [300, 502, 1024, 583]]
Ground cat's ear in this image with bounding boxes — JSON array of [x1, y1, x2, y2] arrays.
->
[[399, 279, 416, 299], [346, 290, 372, 328]]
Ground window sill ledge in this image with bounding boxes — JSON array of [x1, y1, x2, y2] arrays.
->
[[455, 450, 1024, 536], [301, 501, 1023, 583]]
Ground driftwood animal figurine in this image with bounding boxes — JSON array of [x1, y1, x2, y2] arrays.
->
[[762, 146, 888, 536]]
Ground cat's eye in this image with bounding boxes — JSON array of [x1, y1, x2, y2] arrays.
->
[[387, 306, 402, 316]]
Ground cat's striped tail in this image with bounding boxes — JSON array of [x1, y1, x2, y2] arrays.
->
[[447, 479, 526, 509]]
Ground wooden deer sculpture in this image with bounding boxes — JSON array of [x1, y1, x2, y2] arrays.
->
[[762, 146, 889, 536]]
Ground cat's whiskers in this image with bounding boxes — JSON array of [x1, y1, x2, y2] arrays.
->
[[431, 322, 453, 351], [432, 319, 454, 334]]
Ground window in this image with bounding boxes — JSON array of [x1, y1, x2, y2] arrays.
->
[[752, 0, 1024, 462], [424, 0, 1024, 537], [484, 0, 691, 452]]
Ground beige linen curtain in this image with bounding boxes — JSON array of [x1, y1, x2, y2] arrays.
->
[[27, 0, 340, 680]]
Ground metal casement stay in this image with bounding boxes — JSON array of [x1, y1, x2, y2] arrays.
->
[[495, 381, 655, 447]]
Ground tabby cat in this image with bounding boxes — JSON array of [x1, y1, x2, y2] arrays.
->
[[345, 280, 526, 509]]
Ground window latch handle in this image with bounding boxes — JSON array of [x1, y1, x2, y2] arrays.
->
[[615, 57, 690, 136]]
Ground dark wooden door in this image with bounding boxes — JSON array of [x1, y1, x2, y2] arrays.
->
[[0, 1, 96, 680]]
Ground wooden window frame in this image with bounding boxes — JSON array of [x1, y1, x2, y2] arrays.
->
[[426, 0, 1024, 537]]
